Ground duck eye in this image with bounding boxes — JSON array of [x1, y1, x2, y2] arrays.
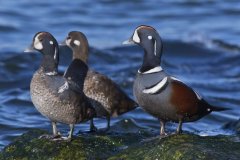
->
[[38, 39, 43, 43], [67, 36, 71, 40]]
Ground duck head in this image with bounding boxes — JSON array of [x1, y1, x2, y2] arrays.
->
[[123, 25, 163, 73], [64, 31, 89, 63]]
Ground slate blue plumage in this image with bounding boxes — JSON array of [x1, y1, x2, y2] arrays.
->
[[124, 25, 228, 135]]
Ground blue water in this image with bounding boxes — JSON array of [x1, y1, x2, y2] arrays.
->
[[0, 0, 240, 149]]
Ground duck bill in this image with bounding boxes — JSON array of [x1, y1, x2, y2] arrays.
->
[[24, 44, 36, 53], [59, 40, 67, 47], [122, 38, 135, 45]]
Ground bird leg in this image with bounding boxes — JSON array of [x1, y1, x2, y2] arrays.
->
[[39, 121, 61, 139], [52, 122, 61, 137], [90, 118, 98, 132], [160, 120, 168, 136], [51, 124, 74, 141], [67, 124, 74, 140], [105, 116, 111, 131], [176, 119, 183, 134]]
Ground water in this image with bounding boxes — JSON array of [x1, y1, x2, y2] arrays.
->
[[0, 0, 240, 149]]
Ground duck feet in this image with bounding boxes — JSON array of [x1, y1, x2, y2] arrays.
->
[[51, 136, 72, 142], [175, 129, 183, 135], [39, 134, 61, 140], [160, 132, 169, 138], [159, 120, 168, 138], [90, 125, 98, 132]]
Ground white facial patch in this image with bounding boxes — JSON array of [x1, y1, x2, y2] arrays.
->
[[49, 41, 53, 45], [73, 40, 80, 46], [148, 36, 152, 40], [66, 39, 71, 46], [133, 29, 140, 43], [34, 34, 43, 50]]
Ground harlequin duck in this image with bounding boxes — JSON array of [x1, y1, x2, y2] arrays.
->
[[123, 25, 228, 135], [26, 32, 95, 140], [62, 31, 138, 131]]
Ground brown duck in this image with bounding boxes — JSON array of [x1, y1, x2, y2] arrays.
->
[[27, 32, 95, 140], [63, 31, 138, 131]]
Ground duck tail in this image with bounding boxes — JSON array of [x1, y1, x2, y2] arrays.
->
[[211, 105, 230, 112], [133, 101, 139, 108]]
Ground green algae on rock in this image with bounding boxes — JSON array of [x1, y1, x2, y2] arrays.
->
[[0, 119, 153, 160], [1, 119, 240, 160], [0, 129, 148, 160], [109, 134, 240, 160]]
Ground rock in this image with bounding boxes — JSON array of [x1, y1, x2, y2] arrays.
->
[[109, 134, 240, 160], [0, 119, 153, 160], [1, 119, 240, 160]]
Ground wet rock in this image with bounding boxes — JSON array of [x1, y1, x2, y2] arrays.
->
[[0, 119, 152, 160], [1, 119, 240, 160], [109, 134, 240, 160]]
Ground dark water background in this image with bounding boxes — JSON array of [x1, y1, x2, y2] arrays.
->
[[0, 0, 240, 149]]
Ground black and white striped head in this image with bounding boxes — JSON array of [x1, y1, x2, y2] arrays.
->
[[123, 25, 163, 58], [31, 32, 59, 60], [65, 31, 89, 50]]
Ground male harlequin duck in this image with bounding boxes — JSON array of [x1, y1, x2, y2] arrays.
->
[[26, 32, 95, 140], [62, 31, 138, 131], [123, 25, 228, 136]]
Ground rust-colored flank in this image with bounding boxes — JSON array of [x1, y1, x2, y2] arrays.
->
[[170, 80, 198, 116]]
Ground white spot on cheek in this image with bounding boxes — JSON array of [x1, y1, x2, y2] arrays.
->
[[66, 39, 71, 46], [133, 29, 140, 43], [49, 41, 53, 45], [34, 34, 43, 50], [34, 42, 43, 50], [74, 40, 80, 46], [148, 36, 152, 40]]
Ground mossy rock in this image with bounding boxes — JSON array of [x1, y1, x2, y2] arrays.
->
[[1, 119, 240, 160], [108, 134, 240, 160], [0, 119, 153, 160], [0, 129, 153, 160]]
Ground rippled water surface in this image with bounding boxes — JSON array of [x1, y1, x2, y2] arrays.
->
[[0, 0, 240, 149]]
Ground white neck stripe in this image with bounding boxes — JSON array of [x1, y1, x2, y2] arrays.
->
[[154, 40, 157, 56], [54, 47, 57, 61], [138, 66, 163, 74]]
